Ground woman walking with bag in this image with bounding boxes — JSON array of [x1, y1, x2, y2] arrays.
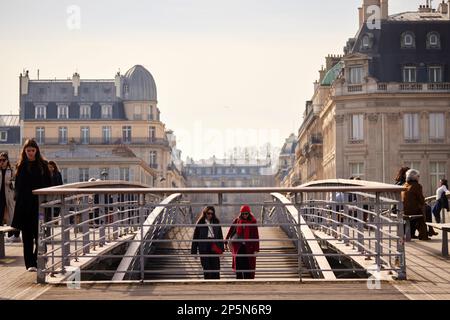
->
[[225, 205, 260, 279], [191, 206, 224, 279], [11, 139, 51, 271]]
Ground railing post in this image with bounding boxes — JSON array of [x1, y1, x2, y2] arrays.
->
[[82, 202, 90, 255], [99, 194, 106, 247], [344, 205, 350, 245], [396, 200, 407, 280], [37, 195, 47, 284], [357, 208, 364, 253], [375, 193, 382, 269], [139, 194, 145, 282], [60, 195, 70, 269], [297, 202, 303, 282]]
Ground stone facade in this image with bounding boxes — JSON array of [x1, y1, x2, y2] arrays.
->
[[290, 0, 450, 196], [4, 65, 185, 187]]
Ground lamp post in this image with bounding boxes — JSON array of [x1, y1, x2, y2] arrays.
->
[[101, 169, 109, 181]]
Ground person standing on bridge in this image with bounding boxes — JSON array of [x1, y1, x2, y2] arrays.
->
[[191, 206, 225, 279], [401, 169, 429, 241], [0, 152, 20, 242], [11, 139, 51, 272], [225, 205, 259, 279]]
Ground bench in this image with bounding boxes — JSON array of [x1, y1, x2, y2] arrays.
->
[[426, 223, 450, 257], [0, 226, 17, 259]]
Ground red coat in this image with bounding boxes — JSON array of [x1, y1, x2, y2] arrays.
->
[[225, 214, 260, 278]]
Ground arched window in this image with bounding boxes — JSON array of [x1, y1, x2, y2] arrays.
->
[[427, 32, 441, 49], [361, 33, 373, 50], [401, 31, 415, 48]]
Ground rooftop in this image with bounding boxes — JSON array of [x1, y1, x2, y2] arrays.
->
[[0, 115, 20, 127]]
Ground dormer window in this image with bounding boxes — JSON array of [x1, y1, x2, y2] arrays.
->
[[361, 33, 373, 50], [401, 32, 415, 49], [349, 66, 363, 84], [35, 105, 46, 119], [427, 32, 441, 49]]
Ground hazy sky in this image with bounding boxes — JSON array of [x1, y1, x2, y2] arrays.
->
[[0, 0, 427, 160]]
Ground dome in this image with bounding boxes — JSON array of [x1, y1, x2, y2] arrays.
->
[[123, 65, 157, 101], [321, 61, 344, 86]]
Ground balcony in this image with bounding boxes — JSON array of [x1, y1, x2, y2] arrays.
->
[[335, 81, 450, 96], [31, 137, 170, 147]]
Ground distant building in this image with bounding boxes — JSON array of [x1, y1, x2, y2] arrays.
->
[[275, 133, 298, 187], [292, 0, 450, 195], [12, 65, 185, 187], [183, 156, 274, 220]]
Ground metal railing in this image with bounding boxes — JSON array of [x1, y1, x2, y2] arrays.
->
[[33, 180, 407, 284]]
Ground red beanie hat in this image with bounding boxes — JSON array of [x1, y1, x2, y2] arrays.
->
[[240, 205, 251, 213]]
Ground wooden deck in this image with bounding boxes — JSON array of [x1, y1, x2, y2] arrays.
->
[[1, 226, 448, 300]]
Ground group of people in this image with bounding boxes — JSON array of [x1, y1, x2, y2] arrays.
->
[[191, 205, 260, 280], [397, 167, 448, 241], [1, 139, 63, 272]]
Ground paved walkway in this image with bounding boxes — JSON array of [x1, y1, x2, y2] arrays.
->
[[1, 229, 448, 300]]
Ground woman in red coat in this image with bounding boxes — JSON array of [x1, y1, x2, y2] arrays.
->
[[225, 205, 259, 279]]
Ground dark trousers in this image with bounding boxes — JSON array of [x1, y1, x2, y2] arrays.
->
[[200, 248, 220, 280], [22, 226, 38, 269], [236, 245, 252, 279]]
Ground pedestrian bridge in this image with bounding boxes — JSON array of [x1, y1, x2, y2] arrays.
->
[[31, 179, 408, 285]]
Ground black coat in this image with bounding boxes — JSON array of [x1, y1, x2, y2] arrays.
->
[[51, 171, 63, 187], [11, 160, 51, 231], [191, 219, 224, 254]]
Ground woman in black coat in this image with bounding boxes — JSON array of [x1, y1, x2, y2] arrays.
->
[[11, 139, 51, 271], [191, 206, 224, 279]]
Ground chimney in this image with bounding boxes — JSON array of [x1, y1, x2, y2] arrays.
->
[[380, 0, 389, 19], [358, 7, 364, 27], [72, 72, 80, 96], [318, 66, 326, 83], [115, 71, 122, 98], [20, 70, 29, 95]]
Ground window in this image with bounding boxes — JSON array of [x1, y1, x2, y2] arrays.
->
[[404, 161, 421, 172], [149, 151, 157, 168], [351, 114, 364, 141], [427, 32, 441, 49], [36, 127, 45, 144], [58, 127, 68, 144], [404, 113, 419, 141], [429, 66, 442, 83], [362, 35, 370, 49], [79, 168, 89, 182], [149, 126, 156, 141], [61, 168, 68, 184], [403, 66, 417, 83], [35, 105, 46, 119], [0, 131, 7, 142], [80, 105, 91, 119], [102, 126, 111, 144], [57, 105, 68, 119], [148, 106, 154, 120], [401, 32, 415, 48], [217, 168, 222, 175], [80, 127, 90, 144], [430, 162, 446, 195], [350, 163, 365, 179], [134, 106, 142, 120], [122, 126, 132, 143], [101, 105, 112, 119], [349, 66, 363, 84], [429, 113, 445, 140], [119, 167, 130, 181]]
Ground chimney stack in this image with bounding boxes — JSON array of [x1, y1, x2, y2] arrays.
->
[[358, 7, 364, 27], [20, 70, 29, 95], [380, 0, 389, 20], [72, 72, 80, 96], [115, 71, 122, 98]]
